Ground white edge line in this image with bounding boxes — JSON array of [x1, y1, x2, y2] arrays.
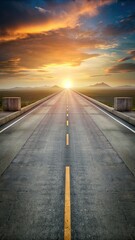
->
[[0, 101, 46, 134], [84, 97, 135, 134]]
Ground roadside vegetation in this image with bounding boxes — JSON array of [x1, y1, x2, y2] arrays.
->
[[75, 88, 135, 109], [0, 87, 61, 110]]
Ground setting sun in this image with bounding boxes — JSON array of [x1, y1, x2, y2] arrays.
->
[[64, 80, 72, 89]]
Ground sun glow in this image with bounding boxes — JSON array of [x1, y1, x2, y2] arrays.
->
[[64, 80, 72, 89]]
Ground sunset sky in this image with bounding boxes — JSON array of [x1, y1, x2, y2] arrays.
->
[[0, 0, 135, 88]]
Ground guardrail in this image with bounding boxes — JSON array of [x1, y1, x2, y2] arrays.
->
[[75, 91, 135, 127], [0, 91, 61, 127]]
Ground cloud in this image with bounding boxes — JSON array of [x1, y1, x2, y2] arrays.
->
[[118, 50, 135, 62], [103, 13, 135, 37], [0, 57, 22, 73], [107, 63, 135, 73], [35, 7, 52, 15], [90, 74, 111, 77], [0, 0, 114, 41], [0, 28, 106, 74]]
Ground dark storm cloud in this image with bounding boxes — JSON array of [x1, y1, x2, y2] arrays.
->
[[103, 13, 135, 36], [107, 63, 135, 73]]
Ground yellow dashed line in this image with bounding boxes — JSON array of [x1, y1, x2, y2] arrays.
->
[[66, 134, 69, 145], [64, 166, 71, 240], [66, 120, 69, 126]]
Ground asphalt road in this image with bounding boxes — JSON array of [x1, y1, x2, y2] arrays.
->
[[0, 90, 135, 240]]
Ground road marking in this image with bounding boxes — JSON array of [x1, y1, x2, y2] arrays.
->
[[66, 120, 69, 126], [67, 113, 68, 117], [0, 105, 43, 134], [78, 93, 135, 134], [90, 102, 135, 134], [0, 91, 62, 134], [66, 134, 69, 145], [64, 166, 71, 240]]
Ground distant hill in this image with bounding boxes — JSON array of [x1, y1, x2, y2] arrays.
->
[[89, 82, 111, 88], [5, 85, 49, 91], [117, 85, 133, 88], [0, 85, 62, 91], [51, 85, 62, 89], [9, 87, 33, 91]]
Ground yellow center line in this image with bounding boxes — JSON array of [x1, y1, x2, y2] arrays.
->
[[66, 120, 69, 126], [67, 113, 68, 117], [64, 166, 71, 240], [66, 134, 69, 145]]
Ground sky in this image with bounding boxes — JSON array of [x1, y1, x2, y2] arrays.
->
[[0, 0, 135, 88]]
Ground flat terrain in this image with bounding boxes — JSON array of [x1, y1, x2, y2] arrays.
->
[[0, 90, 135, 240], [76, 87, 135, 109], [0, 87, 60, 109]]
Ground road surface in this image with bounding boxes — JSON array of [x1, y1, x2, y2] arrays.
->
[[0, 90, 135, 240]]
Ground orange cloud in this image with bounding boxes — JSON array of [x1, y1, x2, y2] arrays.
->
[[0, 0, 114, 42], [0, 57, 23, 73], [0, 28, 104, 72]]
